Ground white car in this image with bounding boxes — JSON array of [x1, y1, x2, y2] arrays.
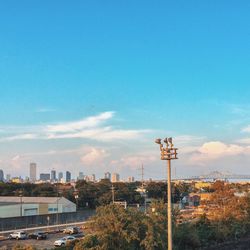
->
[[9, 231, 27, 240], [54, 236, 76, 247]]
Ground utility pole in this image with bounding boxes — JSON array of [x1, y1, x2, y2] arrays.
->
[[155, 137, 178, 250], [141, 164, 147, 214], [111, 185, 115, 204], [56, 182, 59, 231]]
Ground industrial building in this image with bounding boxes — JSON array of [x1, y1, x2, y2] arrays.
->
[[0, 196, 76, 218]]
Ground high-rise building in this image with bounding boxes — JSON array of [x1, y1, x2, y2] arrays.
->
[[78, 172, 84, 180], [51, 170, 56, 182], [128, 176, 135, 182], [58, 172, 63, 182], [0, 169, 4, 182], [40, 173, 50, 181], [29, 163, 37, 182], [6, 174, 11, 182], [90, 174, 96, 182], [104, 172, 111, 180], [66, 171, 71, 182], [111, 173, 120, 183]]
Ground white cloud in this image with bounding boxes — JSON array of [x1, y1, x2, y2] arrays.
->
[[36, 108, 56, 113], [175, 135, 206, 145], [237, 138, 250, 144], [0, 133, 39, 142], [46, 111, 114, 133], [111, 152, 157, 171], [242, 125, 250, 133], [0, 111, 150, 142], [189, 141, 249, 164], [80, 147, 109, 165]]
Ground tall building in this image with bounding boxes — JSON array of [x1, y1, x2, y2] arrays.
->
[[90, 174, 96, 182], [66, 171, 71, 182], [40, 173, 50, 181], [6, 174, 11, 182], [78, 172, 84, 180], [51, 170, 56, 182], [0, 169, 4, 182], [29, 163, 37, 182], [128, 176, 135, 182], [104, 172, 111, 180], [58, 172, 63, 182], [111, 173, 120, 183]]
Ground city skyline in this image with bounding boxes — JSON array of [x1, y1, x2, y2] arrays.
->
[[0, 1, 250, 179]]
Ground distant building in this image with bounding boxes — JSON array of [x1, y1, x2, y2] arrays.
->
[[6, 174, 11, 182], [104, 172, 111, 180], [78, 172, 84, 180], [40, 173, 50, 181], [11, 177, 22, 183], [128, 176, 135, 182], [51, 170, 56, 182], [111, 173, 120, 182], [0, 196, 76, 218], [66, 171, 71, 182], [90, 174, 96, 182], [29, 163, 37, 183], [58, 172, 63, 182], [0, 169, 4, 182]]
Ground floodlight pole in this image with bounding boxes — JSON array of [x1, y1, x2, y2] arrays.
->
[[155, 138, 178, 250], [167, 159, 172, 250]]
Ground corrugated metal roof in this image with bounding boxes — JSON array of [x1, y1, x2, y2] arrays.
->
[[0, 196, 74, 205]]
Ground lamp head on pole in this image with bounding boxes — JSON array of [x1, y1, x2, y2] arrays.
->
[[155, 138, 162, 145], [163, 138, 169, 146]]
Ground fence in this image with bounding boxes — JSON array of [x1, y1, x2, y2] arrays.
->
[[0, 209, 95, 232]]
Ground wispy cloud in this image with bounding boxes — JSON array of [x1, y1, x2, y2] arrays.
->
[[0, 111, 150, 142], [46, 111, 114, 133], [36, 108, 56, 113], [241, 125, 250, 133]]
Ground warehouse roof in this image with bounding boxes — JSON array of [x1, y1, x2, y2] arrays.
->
[[0, 196, 74, 205]]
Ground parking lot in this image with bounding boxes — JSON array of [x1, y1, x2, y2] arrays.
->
[[0, 223, 87, 250], [0, 231, 84, 250]]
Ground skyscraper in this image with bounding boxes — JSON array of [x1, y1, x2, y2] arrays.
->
[[40, 173, 50, 181], [58, 172, 63, 182], [0, 169, 4, 182], [29, 163, 37, 182], [51, 170, 56, 182], [78, 172, 84, 180], [104, 172, 111, 180], [128, 176, 135, 182], [90, 174, 96, 182], [66, 171, 71, 182], [111, 173, 120, 182], [6, 174, 11, 182]]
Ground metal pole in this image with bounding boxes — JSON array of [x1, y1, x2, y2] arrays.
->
[[56, 184, 59, 231], [167, 159, 172, 250], [20, 195, 23, 217], [111, 185, 115, 204]]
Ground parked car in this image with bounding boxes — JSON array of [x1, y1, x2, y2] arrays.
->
[[63, 226, 80, 235], [28, 231, 47, 240], [9, 231, 27, 240], [54, 236, 76, 247]]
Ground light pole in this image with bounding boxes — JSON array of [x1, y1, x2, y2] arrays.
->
[[111, 185, 115, 204], [18, 190, 23, 217], [155, 137, 178, 250], [73, 190, 79, 210]]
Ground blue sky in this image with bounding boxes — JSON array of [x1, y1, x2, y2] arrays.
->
[[0, 1, 250, 180]]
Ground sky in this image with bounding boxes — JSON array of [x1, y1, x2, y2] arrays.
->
[[0, 1, 250, 180]]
